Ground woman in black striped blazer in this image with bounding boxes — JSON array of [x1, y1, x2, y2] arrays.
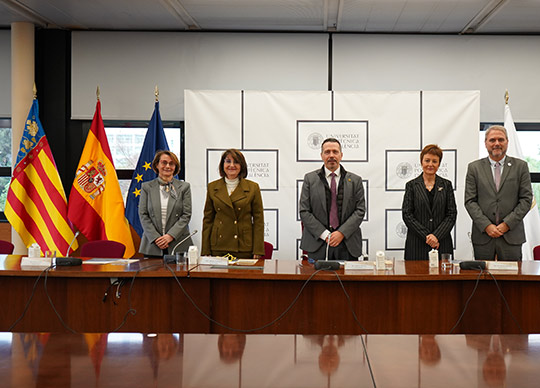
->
[[402, 144, 457, 260]]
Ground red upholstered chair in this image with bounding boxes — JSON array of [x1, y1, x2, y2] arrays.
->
[[0, 240, 14, 254], [262, 241, 274, 259], [80, 240, 126, 258], [533, 245, 540, 260]]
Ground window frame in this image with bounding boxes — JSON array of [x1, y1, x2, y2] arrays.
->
[[103, 120, 185, 181]]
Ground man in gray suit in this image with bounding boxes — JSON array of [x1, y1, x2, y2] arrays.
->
[[300, 138, 365, 261], [465, 125, 533, 261]]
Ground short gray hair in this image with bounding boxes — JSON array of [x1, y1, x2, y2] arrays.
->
[[485, 125, 508, 140]]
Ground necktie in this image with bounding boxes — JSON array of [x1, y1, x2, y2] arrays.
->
[[494, 162, 501, 224], [329, 172, 339, 229], [494, 162, 501, 191]]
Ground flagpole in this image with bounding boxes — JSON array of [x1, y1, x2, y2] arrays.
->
[[505, 90, 509, 105], [155, 85, 159, 102], [96, 85, 100, 101]]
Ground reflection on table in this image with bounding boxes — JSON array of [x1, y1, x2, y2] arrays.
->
[[1, 332, 540, 387]]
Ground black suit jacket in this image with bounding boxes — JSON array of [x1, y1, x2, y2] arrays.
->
[[402, 174, 457, 260]]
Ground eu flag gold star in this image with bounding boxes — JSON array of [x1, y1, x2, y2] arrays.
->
[[135, 174, 143, 183], [143, 161, 151, 170], [133, 188, 141, 197]]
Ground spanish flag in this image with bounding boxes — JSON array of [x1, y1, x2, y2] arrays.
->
[[5, 98, 78, 255], [68, 100, 135, 258]]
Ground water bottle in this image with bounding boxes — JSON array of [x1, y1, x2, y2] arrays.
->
[[429, 249, 439, 268], [28, 243, 41, 258], [376, 250, 386, 270], [188, 245, 199, 264]]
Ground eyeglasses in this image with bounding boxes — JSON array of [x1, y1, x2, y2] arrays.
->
[[159, 160, 176, 167]]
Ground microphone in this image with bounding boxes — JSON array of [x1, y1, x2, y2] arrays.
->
[[56, 231, 83, 266], [66, 231, 80, 257], [163, 230, 198, 264], [467, 232, 475, 260], [314, 232, 341, 270]]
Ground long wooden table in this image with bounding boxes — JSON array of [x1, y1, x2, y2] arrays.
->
[[1, 255, 540, 334], [1, 332, 539, 387]]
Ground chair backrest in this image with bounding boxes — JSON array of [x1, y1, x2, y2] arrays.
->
[[80, 240, 126, 258], [534, 245, 540, 260], [262, 241, 273, 259], [0, 240, 14, 254]]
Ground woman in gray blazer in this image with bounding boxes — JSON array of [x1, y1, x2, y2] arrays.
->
[[138, 150, 193, 257], [402, 144, 457, 260]]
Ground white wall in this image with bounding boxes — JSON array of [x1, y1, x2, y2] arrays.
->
[[333, 35, 540, 122], [71, 32, 540, 122], [0, 30, 10, 117], [71, 32, 329, 120]]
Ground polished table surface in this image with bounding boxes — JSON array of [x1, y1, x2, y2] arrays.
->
[[1, 332, 539, 387], [2, 255, 540, 334]]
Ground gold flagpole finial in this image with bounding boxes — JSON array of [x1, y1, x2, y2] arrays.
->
[[96, 86, 100, 101], [505, 90, 509, 105], [33, 82, 37, 99], [155, 85, 159, 102]]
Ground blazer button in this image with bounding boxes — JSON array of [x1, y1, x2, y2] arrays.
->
[[217, 207, 221, 211], [219, 235, 222, 238], [234, 220, 237, 224], [429, 218, 433, 222], [238, 208, 241, 211], [234, 235, 238, 239], [220, 221, 222, 225]]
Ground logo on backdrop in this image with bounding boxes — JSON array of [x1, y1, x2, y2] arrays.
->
[[307, 132, 324, 149], [386, 149, 457, 191], [264, 209, 278, 250], [206, 149, 279, 190], [297, 121, 368, 162], [396, 162, 413, 179], [395, 221, 408, 239]]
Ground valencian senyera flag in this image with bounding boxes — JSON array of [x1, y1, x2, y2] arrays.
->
[[67, 100, 135, 258], [5, 98, 78, 255], [125, 101, 170, 237]]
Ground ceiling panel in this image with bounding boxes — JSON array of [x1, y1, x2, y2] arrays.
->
[[181, 0, 326, 31], [339, 0, 493, 33], [477, 0, 540, 34], [8, 0, 187, 30], [0, 0, 539, 34]]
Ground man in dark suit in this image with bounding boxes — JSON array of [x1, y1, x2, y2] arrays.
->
[[465, 125, 533, 261], [300, 138, 365, 260]]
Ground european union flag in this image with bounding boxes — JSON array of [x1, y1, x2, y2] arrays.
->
[[125, 101, 169, 237]]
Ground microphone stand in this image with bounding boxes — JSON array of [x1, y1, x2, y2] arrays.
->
[[56, 231, 82, 266], [163, 230, 198, 264], [314, 232, 341, 270], [65, 231, 80, 257]]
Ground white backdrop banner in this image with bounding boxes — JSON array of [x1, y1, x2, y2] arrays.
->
[[185, 90, 479, 260]]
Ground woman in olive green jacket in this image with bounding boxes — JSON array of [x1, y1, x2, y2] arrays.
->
[[201, 149, 264, 259]]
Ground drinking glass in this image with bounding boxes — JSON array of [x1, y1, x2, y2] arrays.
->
[[441, 253, 452, 270]]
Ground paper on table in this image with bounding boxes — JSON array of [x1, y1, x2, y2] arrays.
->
[[233, 259, 259, 265], [83, 258, 139, 265]]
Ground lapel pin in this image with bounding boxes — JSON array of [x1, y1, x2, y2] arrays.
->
[[438, 186, 443, 191], [507, 162, 512, 166]]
